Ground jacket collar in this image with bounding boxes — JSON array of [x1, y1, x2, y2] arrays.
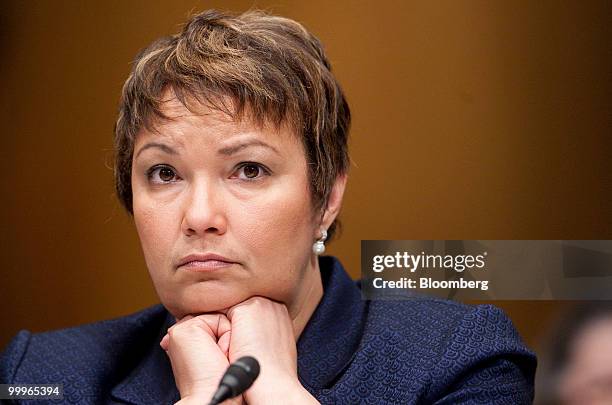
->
[[110, 256, 366, 403], [297, 256, 367, 390]]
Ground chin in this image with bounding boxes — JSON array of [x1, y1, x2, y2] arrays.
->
[[162, 285, 251, 319]]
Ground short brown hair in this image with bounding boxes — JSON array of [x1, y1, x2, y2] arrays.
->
[[114, 9, 351, 241]]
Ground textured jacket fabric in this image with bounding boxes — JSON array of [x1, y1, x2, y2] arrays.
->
[[1, 256, 536, 404]]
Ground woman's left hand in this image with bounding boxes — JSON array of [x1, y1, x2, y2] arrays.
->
[[226, 297, 319, 405]]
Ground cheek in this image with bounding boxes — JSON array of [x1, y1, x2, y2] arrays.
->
[[234, 182, 315, 264], [133, 196, 178, 269]]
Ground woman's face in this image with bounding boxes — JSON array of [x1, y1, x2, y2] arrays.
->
[[131, 93, 320, 318]]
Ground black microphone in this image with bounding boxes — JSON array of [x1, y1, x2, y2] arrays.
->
[[208, 356, 260, 405]]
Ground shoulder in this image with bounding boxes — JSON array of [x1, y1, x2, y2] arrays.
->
[[364, 297, 533, 364], [0, 305, 168, 388], [366, 296, 524, 345], [353, 297, 536, 403]]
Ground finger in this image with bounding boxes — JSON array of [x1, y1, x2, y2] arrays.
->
[[226, 296, 277, 321], [168, 316, 216, 342], [217, 330, 231, 356], [226, 301, 248, 321], [167, 314, 195, 333], [216, 307, 230, 316], [226, 296, 268, 321], [174, 314, 195, 324], [193, 313, 232, 337], [160, 333, 169, 351], [216, 314, 231, 336]]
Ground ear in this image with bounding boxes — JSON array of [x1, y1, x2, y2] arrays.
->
[[320, 173, 348, 231]]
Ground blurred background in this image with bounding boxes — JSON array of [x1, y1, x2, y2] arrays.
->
[[1, 1, 611, 403]]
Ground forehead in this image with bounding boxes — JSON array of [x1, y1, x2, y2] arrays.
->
[[136, 90, 298, 149]]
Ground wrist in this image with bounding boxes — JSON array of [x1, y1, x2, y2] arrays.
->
[[176, 393, 244, 405], [245, 376, 318, 405], [175, 394, 209, 405], [284, 384, 318, 405], [177, 384, 216, 403]]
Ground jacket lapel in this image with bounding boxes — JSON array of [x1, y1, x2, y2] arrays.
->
[[110, 312, 179, 405]]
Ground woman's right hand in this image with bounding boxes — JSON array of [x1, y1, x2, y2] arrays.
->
[[160, 314, 242, 405]]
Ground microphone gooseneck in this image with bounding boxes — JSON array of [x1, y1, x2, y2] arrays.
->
[[208, 356, 260, 405]]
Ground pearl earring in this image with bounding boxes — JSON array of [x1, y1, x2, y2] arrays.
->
[[312, 228, 328, 255]]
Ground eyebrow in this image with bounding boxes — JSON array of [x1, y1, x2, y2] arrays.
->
[[135, 142, 178, 158], [218, 140, 280, 156], [134, 139, 280, 159]]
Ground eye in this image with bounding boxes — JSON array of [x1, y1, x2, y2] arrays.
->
[[147, 165, 180, 184], [233, 162, 270, 181]]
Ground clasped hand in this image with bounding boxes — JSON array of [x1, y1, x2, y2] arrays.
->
[[160, 297, 318, 405]]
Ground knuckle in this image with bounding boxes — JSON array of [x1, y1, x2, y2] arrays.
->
[[170, 320, 203, 338], [250, 296, 266, 308]]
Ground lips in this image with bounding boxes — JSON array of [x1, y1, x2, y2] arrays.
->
[[177, 253, 236, 271]]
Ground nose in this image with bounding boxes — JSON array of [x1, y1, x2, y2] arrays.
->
[[181, 180, 227, 237]]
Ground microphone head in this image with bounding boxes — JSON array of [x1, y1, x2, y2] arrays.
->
[[210, 356, 261, 405], [234, 356, 260, 380], [220, 356, 261, 397]]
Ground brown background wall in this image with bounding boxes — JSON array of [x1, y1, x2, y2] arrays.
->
[[1, 0, 610, 375]]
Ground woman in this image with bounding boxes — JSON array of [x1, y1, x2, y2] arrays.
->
[[537, 302, 612, 405], [1, 9, 535, 404]]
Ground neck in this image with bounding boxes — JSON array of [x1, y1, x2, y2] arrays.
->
[[289, 254, 324, 339]]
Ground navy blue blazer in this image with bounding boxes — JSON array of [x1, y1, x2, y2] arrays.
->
[[1, 256, 536, 404]]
